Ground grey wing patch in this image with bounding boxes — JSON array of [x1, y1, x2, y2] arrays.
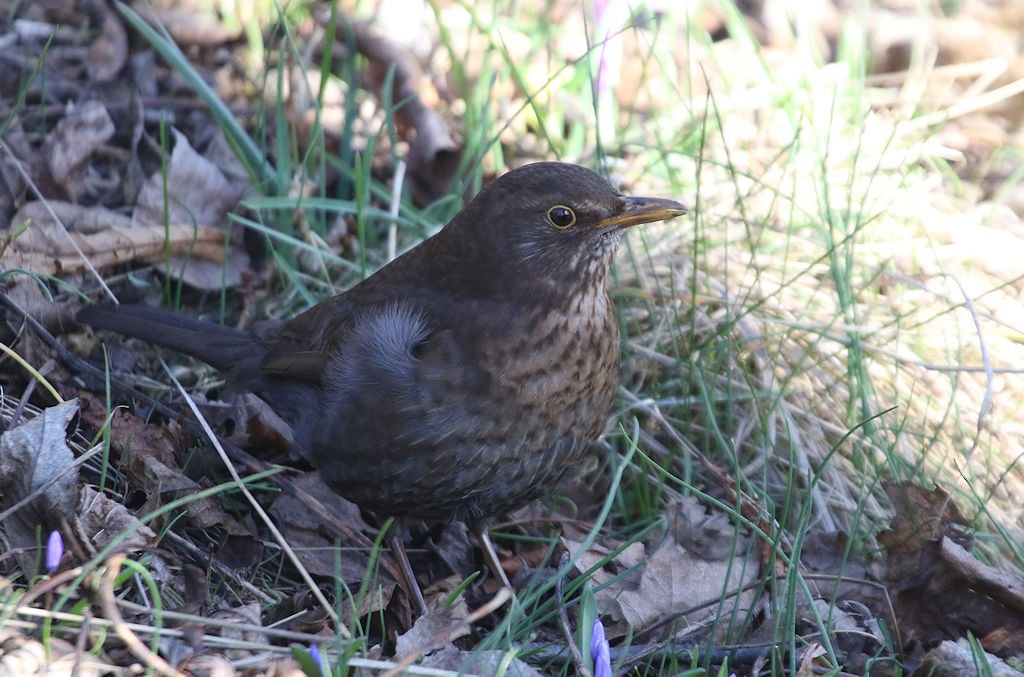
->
[[323, 302, 431, 402]]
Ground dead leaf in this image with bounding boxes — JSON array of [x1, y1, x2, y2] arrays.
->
[[46, 101, 115, 201], [412, 644, 544, 676], [268, 473, 388, 603], [6, 199, 238, 279], [878, 481, 972, 554], [0, 399, 79, 575], [0, 627, 105, 676], [175, 654, 236, 676], [394, 598, 471, 656], [77, 485, 157, 555], [85, 8, 128, 82], [134, 129, 243, 228], [566, 536, 757, 642], [130, 2, 241, 47], [669, 495, 740, 561], [0, 399, 79, 510], [105, 407, 180, 469], [915, 638, 1022, 677], [878, 482, 1024, 654], [395, 598, 543, 676], [796, 642, 827, 677], [12, 200, 135, 234], [133, 129, 249, 290], [210, 602, 267, 662], [982, 625, 1024, 655], [135, 454, 249, 535]]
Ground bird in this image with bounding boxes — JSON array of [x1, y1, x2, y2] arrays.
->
[[76, 162, 687, 613]]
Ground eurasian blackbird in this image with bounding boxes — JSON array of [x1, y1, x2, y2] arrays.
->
[[77, 162, 687, 610]]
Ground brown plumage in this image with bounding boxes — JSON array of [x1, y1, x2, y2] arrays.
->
[[77, 162, 686, 607]]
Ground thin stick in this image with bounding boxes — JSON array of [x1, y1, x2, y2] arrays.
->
[[97, 554, 185, 677], [161, 359, 345, 634]]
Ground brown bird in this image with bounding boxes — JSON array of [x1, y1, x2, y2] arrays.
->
[[77, 162, 686, 612]]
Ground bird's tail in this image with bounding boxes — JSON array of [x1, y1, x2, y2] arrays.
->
[[76, 303, 266, 372]]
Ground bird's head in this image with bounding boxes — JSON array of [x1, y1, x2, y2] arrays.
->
[[448, 162, 687, 292]]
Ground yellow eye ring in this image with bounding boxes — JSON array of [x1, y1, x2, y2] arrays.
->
[[547, 205, 576, 229]]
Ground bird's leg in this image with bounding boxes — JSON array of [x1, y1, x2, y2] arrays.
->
[[472, 525, 513, 590], [389, 533, 429, 616]]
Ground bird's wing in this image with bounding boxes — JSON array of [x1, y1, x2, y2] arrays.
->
[[253, 292, 363, 381]]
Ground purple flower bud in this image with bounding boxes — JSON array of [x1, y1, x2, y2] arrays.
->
[[307, 643, 325, 675], [46, 530, 63, 574], [590, 617, 612, 677]]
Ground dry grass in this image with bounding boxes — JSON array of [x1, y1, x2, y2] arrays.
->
[[614, 3, 1024, 563]]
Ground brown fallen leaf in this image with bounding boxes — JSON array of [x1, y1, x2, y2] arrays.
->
[[565, 535, 758, 642], [878, 480, 972, 553], [0, 627, 106, 676], [77, 485, 157, 556], [210, 602, 267, 663], [46, 101, 115, 202], [0, 399, 80, 576], [133, 129, 250, 290], [670, 495, 741, 561], [134, 453, 251, 535], [133, 130, 244, 228], [6, 200, 235, 279], [85, 4, 128, 82], [878, 481, 1024, 655], [268, 472, 393, 619], [103, 405, 181, 469], [388, 589, 527, 676], [394, 597, 471, 656]]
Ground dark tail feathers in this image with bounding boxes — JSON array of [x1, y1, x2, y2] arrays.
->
[[76, 303, 266, 372]]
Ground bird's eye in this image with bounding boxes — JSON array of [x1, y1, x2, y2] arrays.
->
[[547, 205, 576, 229]]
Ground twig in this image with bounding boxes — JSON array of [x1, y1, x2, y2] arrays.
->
[[96, 554, 186, 677], [9, 359, 55, 428], [555, 552, 590, 677], [160, 359, 346, 634]]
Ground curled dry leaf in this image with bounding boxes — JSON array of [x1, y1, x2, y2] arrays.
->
[[46, 101, 115, 201], [77, 486, 156, 555], [85, 6, 128, 82], [0, 627, 105, 677], [209, 602, 267, 662], [134, 130, 244, 228], [669, 495, 742, 561], [0, 400, 78, 576], [175, 654, 236, 676], [393, 596, 542, 676], [394, 597, 471, 656], [6, 200, 234, 279], [134, 453, 250, 535], [133, 129, 249, 290]]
